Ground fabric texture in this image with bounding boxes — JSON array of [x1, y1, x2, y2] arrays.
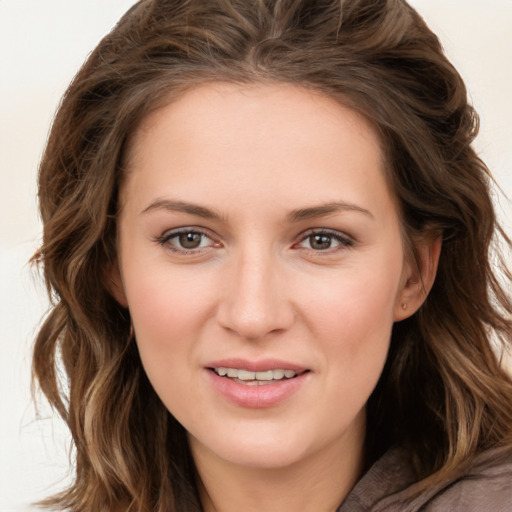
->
[[337, 447, 512, 511]]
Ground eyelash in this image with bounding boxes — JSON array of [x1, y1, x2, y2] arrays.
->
[[154, 228, 218, 254], [154, 228, 354, 255], [295, 229, 354, 253]]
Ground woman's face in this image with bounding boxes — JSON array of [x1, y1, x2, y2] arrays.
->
[[115, 83, 416, 472]]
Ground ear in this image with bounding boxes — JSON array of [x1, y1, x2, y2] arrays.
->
[[394, 235, 442, 322], [105, 260, 129, 308]]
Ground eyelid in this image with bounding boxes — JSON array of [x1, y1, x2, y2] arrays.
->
[[154, 226, 221, 253], [153, 226, 354, 255], [294, 228, 355, 251]]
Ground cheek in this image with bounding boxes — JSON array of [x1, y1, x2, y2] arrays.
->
[[306, 262, 400, 345], [303, 254, 402, 389], [123, 265, 215, 389], [125, 257, 216, 331]]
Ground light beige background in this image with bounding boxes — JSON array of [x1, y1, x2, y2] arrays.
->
[[1, 1, 511, 510]]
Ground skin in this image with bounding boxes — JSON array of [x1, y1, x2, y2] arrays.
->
[[112, 83, 440, 512]]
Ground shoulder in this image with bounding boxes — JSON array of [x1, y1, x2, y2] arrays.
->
[[422, 450, 512, 512], [338, 447, 512, 512]]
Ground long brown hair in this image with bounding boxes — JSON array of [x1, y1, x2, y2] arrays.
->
[[33, 0, 512, 510]]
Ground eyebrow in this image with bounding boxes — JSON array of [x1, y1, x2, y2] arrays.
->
[[287, 201, 374, 222], [141, 199, 373, 222], [141, 199, 224, 221]]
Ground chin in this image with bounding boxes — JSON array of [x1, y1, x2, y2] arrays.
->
[[188, 420, 339, 471], [214, 440, 309, 470]]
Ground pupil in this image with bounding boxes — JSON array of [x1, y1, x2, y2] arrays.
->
[[179, 232, 202, 249], [311, 234, 331, 250]]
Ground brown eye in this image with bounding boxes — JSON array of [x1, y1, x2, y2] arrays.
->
[[178, 232, 203, 249], [156, 229, 216, 253], [309, 234, 333, 250], [296, 230, 353, 252]]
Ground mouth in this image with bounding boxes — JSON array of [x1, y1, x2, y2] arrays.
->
[[208, 367, 308, 386], [205, 361, 310, 407]]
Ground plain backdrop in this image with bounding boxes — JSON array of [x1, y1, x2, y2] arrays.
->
[[1, 1, 511, 510]]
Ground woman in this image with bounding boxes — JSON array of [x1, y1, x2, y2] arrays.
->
[[33, 0, 512, 510]]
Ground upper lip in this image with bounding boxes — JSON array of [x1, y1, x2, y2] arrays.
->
[[205, 358, 308, 373]]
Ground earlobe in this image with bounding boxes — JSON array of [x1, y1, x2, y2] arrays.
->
[[105, 261, 129, 308], [394, 235, 442, 322]]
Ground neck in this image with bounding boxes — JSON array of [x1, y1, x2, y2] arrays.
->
[[191, 413, 366, 512]]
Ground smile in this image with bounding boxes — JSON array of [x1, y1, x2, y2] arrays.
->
[[207, 366, 310, 407], [213, 367, 298, 384]]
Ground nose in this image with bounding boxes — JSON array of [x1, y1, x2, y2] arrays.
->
[[216, 247, 295, 341]]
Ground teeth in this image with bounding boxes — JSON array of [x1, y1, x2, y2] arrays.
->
[[273, 369, 285, 379], [238, 369, 256, 381], [214, 367, 298, 381], [255, 370, 273, 381]]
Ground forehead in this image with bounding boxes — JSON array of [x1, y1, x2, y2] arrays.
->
[[121, 82, 394, 220], [126, 82, 384, 167]]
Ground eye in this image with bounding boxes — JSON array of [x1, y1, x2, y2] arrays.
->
[[156, 228, 218, 253], [297, 230, 353, 252], [175, 232, 207, 249]]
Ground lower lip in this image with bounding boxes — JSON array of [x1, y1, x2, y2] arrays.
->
[[206, 370, 309, 408]]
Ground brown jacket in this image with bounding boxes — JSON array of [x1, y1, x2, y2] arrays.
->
[[337, 447, 512, 511]]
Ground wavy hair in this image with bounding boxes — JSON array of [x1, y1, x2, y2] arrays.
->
[[33, 0, 512, 510]]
